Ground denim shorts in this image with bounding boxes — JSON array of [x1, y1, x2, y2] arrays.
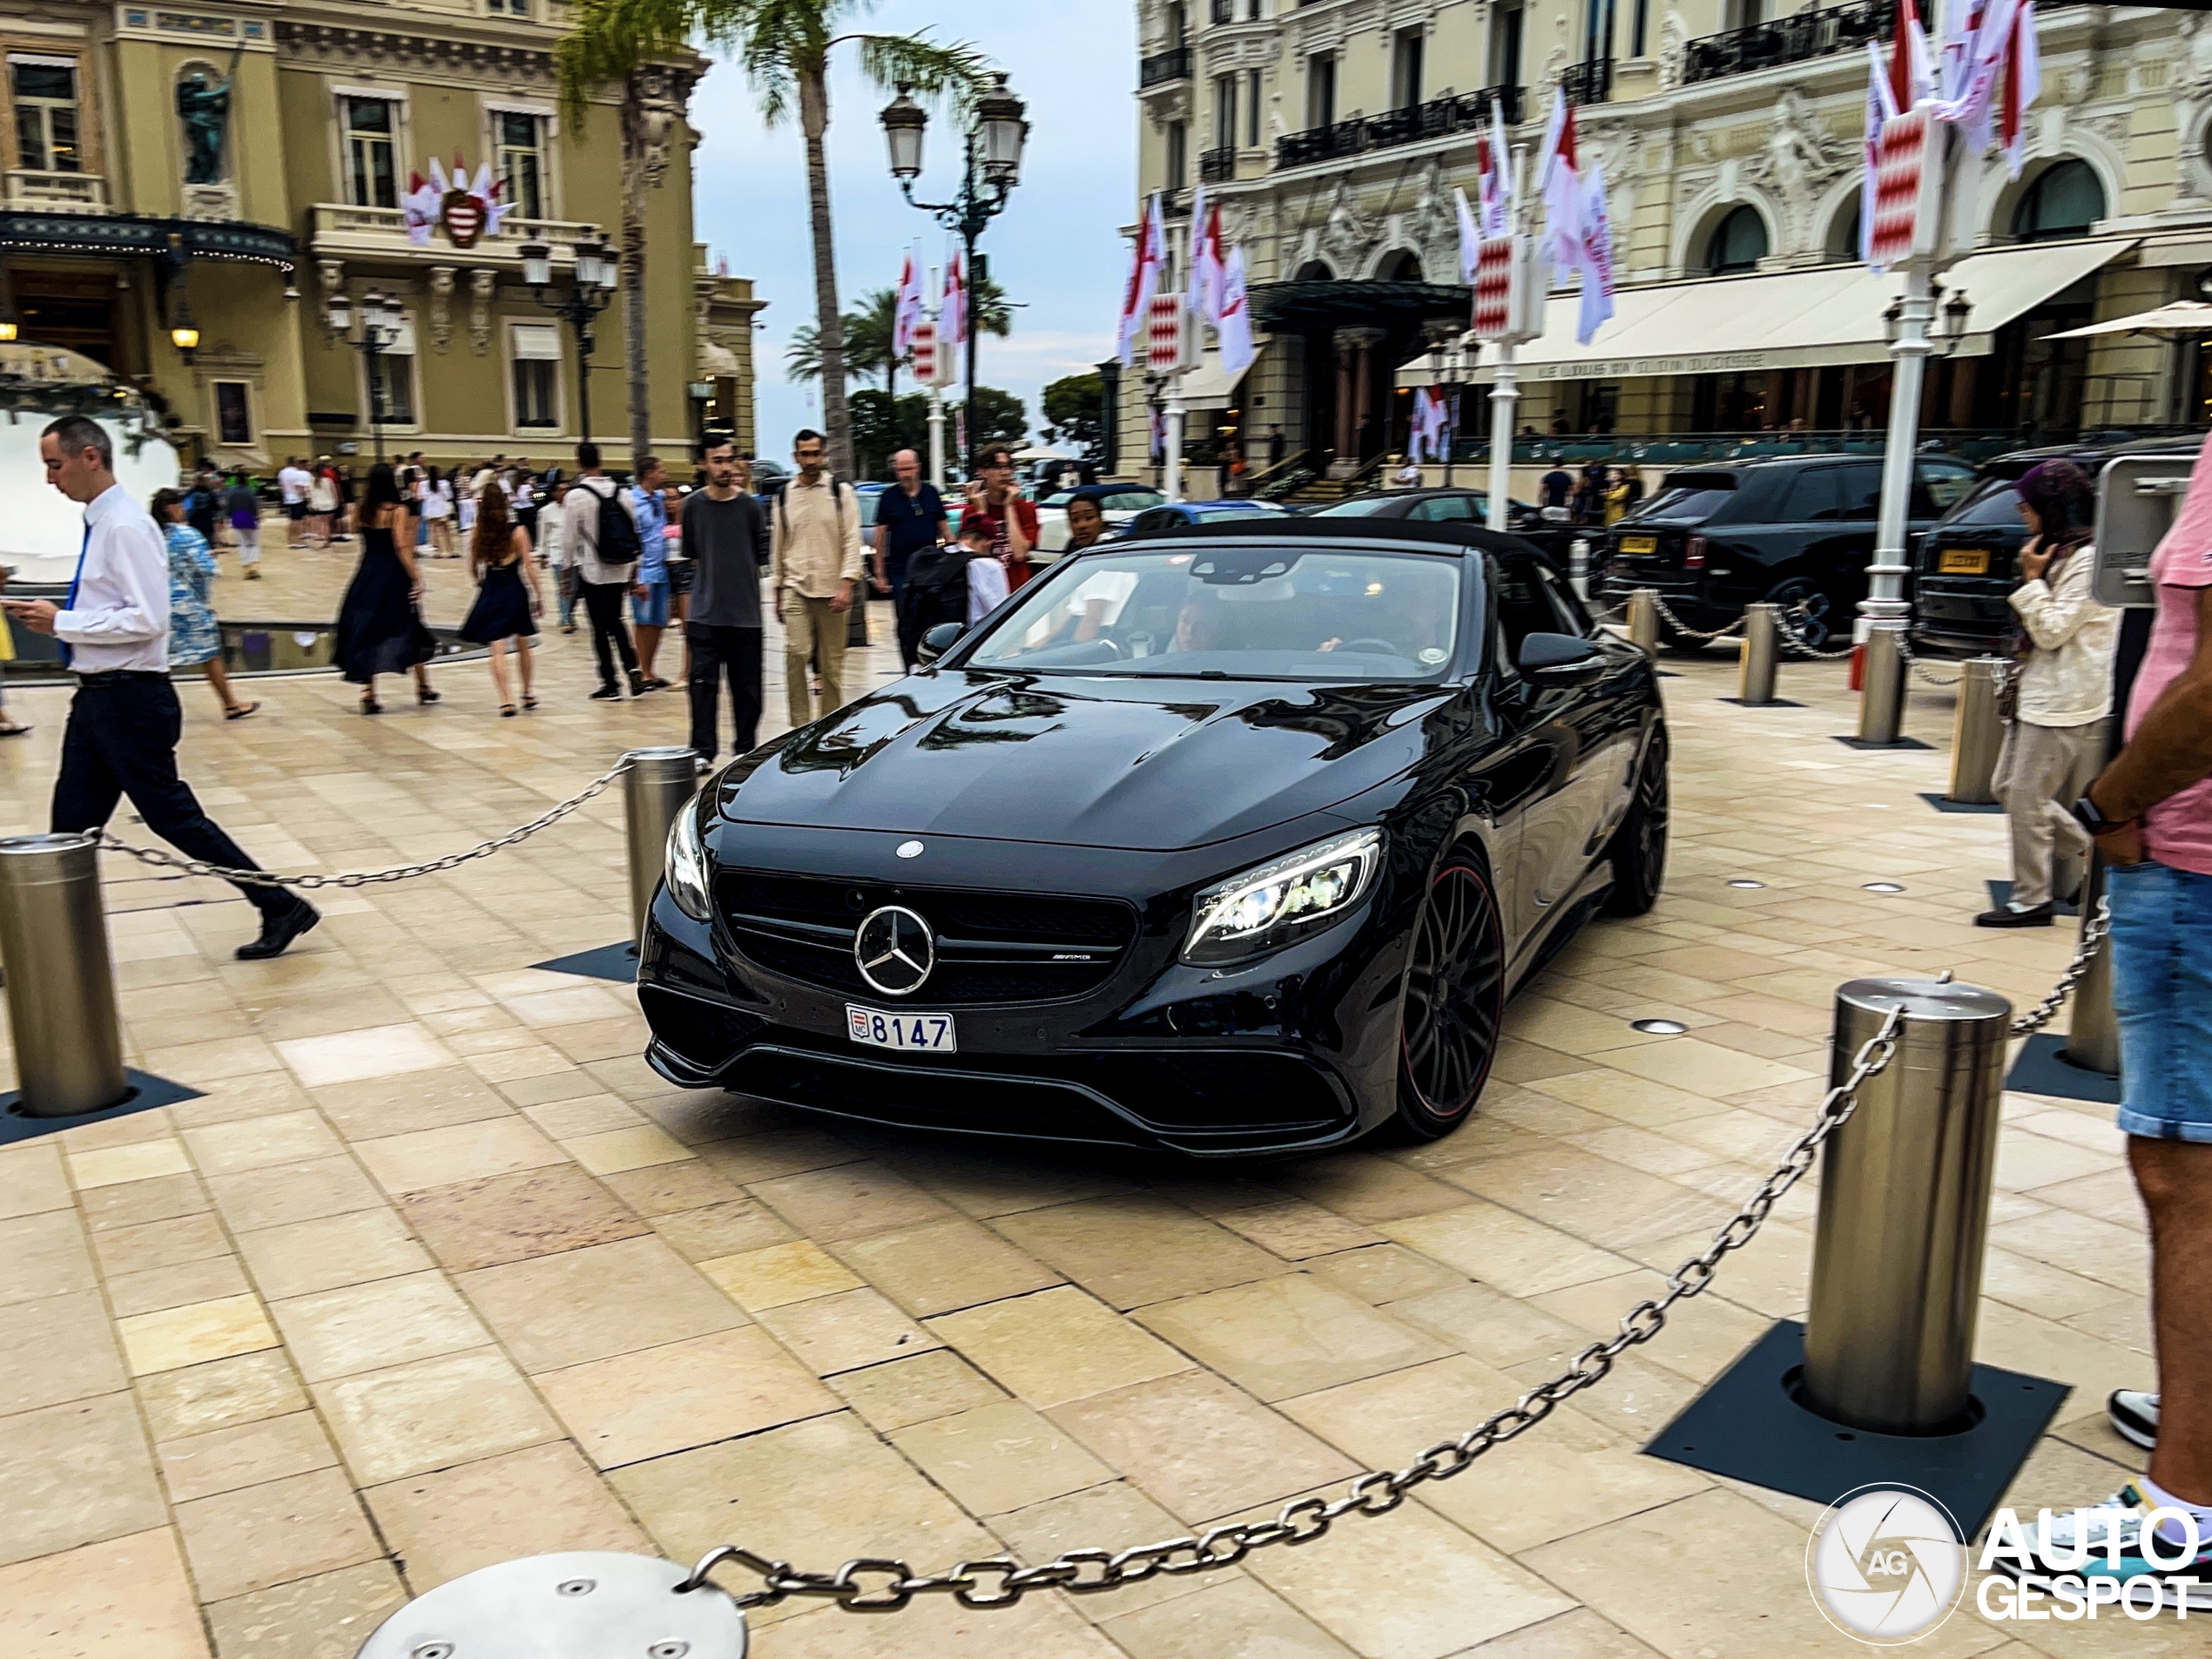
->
[[2106, 858, 2212, 1142], [632, 577, 671, 628]]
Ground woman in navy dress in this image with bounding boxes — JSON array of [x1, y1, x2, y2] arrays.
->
[[459, 482, 542, 715], [334, 463, 439, 713]]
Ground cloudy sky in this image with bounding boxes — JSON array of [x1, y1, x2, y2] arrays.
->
[[690, 1, 1137, 462]]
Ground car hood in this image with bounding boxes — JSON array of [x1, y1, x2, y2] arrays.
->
[[715, 671, 1449, 852]]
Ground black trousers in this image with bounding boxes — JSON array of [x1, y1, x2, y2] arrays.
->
[[580, 578, 639, 690], [53, 675, 295, 921], [686, 624, 763, 761]]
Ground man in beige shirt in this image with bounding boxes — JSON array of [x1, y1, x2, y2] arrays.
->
[[771, 428, 864, 727]]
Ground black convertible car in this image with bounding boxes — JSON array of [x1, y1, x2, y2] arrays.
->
[[638, 519, 1668, 1156]]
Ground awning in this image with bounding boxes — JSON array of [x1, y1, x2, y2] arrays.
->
[[1170, 352, 1249, 413], [1467, 238, 2134, 384], [1249, 279, 1473, 333]]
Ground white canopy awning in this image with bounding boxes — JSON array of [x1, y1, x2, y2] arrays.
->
[[1467, 239, 2134, 385], [1170, 352, 1250, 412]]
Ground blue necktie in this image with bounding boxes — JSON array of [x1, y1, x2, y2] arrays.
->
[[59, 520, 87, 669]]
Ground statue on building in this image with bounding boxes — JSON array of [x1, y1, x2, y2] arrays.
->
[[1754, 86, 1839, 249], [1410, 157, 1454, 277], [1656, 6, 1689, 91], [1319, 177, 1377, 274], [177, 45, 242, 186]]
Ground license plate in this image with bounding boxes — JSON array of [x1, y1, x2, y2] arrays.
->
[[1938, 547, 1988, 575], [846, 1006, 957, 1052], [1619, 536, 1657, 556]]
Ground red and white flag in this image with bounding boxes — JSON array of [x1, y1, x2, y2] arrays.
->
[[1996, 0, 2039, 179], [941, 252, 968, 362], [1471, 236, 1514, 340], [1571, 158, 1615, 347], [1864, 0, 1937, 271], [1479, 97, 1513, 239], [892, 250, 925, 358], [1117, 193, 1165, 366], [1217, 245, 1254, 374], [1536, 90, 1613, 347], [1188, 185, 1227, 327]]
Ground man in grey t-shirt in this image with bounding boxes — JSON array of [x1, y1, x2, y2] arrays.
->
[[683, 438, 772, 759]]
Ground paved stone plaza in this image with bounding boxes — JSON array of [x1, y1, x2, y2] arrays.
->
[[0, 550, 2173, 1659]]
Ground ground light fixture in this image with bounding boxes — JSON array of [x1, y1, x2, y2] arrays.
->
[[1631, 1018, 1689, 1035], [1863, 881, 1907, 894], [1726, 879, 1766, 889]]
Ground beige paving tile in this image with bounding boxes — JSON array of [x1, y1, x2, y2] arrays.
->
[[757, 1285, 941, 1375], [312, 1067, 512, 1140], [173, 1467, 381, 1602], [312, 1347, 562, 1485], [1134, 1273, 1449, 1402], [750, 1160, 957, 1240], [157, 1410, 340, 1505], [1269, 1157, 1474, 1224], [1305, 1242, 1466, 1304], [136, 1350, 310, 1442], [828, 1349, 1009, 1433], [521, 1091, 645, 1140], [90, 1211, 232, 1278], [459, 1234, 745, 1372], [889, 1397, 1115, 1516], [563, 1123, 692, 1175], [395, 1163, 649, 1272], [0, 1393, 165, 1568], [828, 1217, 1063, 1317], [0, 1142, 74, 1220], [206, 1156, 385, 1233], [68, 1139, 194, 1190], [0, 1209, 97, 1309], [118, 1293, 279, 1376], [536, 1325, 840, 1469], [1440, 1146, 1720, 1250], [992, 1196, 1286, 1311], [928, 1287, 1193, 1408], [605, 1159, 752, 1216], [233, 1208, 436, 1301], [273, 1023, 457, 1088], [1457, 1608, 1665, 1657], [0, 1527, 212, 1659], [1381, 1202, 1640, 1298], [363, 1441, 651, 1591], [647, 1195, 798, 1261], [1592, 1035, 1816, 1098], [202, 1560, 408, 1659], [270, 1271, 492, 1382], [990, 1479, 1217, 1616], [354, 1116, 568, 1194], [106, 1254, 253, 1319], [1099, 1575, 1358, 1659], [181, 1111, 345, 1177], [697, 1238, 862, 1311]]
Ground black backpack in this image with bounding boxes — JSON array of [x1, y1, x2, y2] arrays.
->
[[901, 543, 970, 631], [593, 484, 643, 566]]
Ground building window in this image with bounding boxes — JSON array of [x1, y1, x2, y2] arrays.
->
[[1244, 69, 1262, 146], [343, 97, 398, 210], [1583, 0, 1617, 64], [367, 321, 415, 426], [496, 111, 546, 220], [1491, 5, 1525, 91], [1704, 206, 1768, 274], [511, 324, 562, 429], [10, 56, 82, 173], [1165, 120, 1186, 187], [1632, 0, 1649, 56], [2013, 160, 2104, 242], [1393, 30, 1424, 110], [1726, 0, 1764, 29], [486, 0, 530, 13], [1213, 75, 1237, 152], [213, 382, 252, 446], [1306, 53, 1336, 128]]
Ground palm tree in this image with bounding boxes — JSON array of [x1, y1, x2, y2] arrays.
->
[[786, 285, 897, 390]]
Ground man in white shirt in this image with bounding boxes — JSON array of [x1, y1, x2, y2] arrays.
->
[[277, 456, 313, 548], [560, 441, 645, 699], [9, 417, 319, 960]]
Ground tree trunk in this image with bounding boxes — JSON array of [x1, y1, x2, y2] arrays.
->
[[621, 78, 651, 468], [799, 64, 853, 479]]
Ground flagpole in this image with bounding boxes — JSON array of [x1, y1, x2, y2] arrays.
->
[[1487, 346, 1517, 535], [925, 270, 947, 489]]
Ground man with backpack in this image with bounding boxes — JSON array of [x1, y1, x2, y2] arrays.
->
[[561, 441, 646, 700], [770, 428, 862, 727]]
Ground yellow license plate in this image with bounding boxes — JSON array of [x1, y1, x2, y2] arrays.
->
[[1938, 548, 1988, 575], [1619, 536, 1657, 556]]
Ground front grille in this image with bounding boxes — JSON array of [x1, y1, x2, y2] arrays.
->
[[717, 870, 1140, 1005]]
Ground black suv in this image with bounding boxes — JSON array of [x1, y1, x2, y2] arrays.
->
[[1911, 433, 2207, 658], [1599, 454, 1977, 650]]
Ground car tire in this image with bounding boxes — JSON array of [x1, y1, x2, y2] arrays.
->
[[1602, 732, 1669, 917], [1766, 576, 1836, 651], [1391, 857, 1507, 1142]]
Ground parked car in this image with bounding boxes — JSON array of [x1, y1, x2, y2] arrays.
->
[[1598, 453, 1978, 651], [639, 518, 1668, 1155], [1122, 499, 1293, 536], [1035, 484, 1166, 556], [1305, 488, 1583, 565], [1911, 433, 2207, 658]]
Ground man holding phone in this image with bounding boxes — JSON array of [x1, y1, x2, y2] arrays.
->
[[16, 417, 318, 960], [960, 445, 1037, 592]]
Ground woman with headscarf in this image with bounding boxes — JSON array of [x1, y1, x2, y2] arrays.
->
[[1979, 460, 2118, 927]]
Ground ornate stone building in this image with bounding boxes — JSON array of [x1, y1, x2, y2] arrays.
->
[[0, 0, 762, 474], [1122, 0, 2208, 482]]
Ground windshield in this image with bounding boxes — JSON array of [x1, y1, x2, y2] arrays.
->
[[965, 545, 1462, 681], [1307, 496, 1400, 518], [1939, 477, 2024, 529], [1635, 473, 1737, 522]]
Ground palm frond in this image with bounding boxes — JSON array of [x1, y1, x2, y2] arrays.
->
[[849, 32, 990, 106], [555, 0, 692, 129]]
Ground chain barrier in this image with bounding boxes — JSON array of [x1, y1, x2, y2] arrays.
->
[[1896, 634, 1963, 688], [2006, 894, 2110, 1037], [98, 758, 635, 890], [1647, 594, 1746, 644], [673, 1008, 1906, 1616]]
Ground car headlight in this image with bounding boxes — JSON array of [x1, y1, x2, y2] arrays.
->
[[1183, 828, 1383, 967], [664, 796, 714, 923]]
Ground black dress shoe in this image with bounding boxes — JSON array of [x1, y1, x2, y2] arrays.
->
[[1974, 902, 2054, 928], [236, 901, 321, 960]]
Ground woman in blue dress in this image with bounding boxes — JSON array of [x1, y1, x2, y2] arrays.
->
[[154, 489, 257, 719], [458, 482, 542, 715]]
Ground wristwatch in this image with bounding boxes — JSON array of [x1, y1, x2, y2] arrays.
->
[[2072, 794, 2137, 838]]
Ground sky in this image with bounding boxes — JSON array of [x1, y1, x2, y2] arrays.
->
[[688, 1, 1137, 462]]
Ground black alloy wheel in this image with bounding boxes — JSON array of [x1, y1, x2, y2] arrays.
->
[[1394, 860, 1507, 1140], [1767, 576, 1835, 651], [1603, 734, 1669, 917]]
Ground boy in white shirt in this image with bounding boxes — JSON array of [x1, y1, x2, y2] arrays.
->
[[960, 519, 1008, 624]]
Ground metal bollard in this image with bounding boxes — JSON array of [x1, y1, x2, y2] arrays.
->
[[0, 834, 128, 1117], [1946, 657, 2009, 805], [2062, 856, 2120, 1076], [1569, 537, 1592, 602], [1801, 976, 2013, 1435], [1627, 587, 1659, 655], [623, 747, 700, 948], [1856, 624, 1906, 745], [1737, 604, 1779, 705]]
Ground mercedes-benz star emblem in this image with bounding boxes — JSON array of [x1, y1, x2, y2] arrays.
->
[[895, 840, 925, 860], [853, 905, 934, 997]]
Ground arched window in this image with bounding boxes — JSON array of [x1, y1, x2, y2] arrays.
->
[[1831, 205, 1861, 263], [1294, 260, 1335, 281], [1377, 249, 1424, 282], [1704, 206, 1768, 274], [2013, 160, 2104, 242]]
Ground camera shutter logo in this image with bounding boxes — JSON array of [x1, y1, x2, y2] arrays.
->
[[1805, 1485, 1966, 1644], [854, 906, 934, 996]]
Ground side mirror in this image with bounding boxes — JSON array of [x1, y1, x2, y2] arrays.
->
[[917, 622, 966, 666], [1515, 631, 1604, 685]]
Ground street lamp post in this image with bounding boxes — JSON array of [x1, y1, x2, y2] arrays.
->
[[881, 74, 1028, 467], [518, 233, 620, 448], [325, 287, 406, 462]]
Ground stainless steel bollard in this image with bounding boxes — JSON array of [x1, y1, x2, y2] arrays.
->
[[1737, 604, 1779, 705], [1946, 657, 2009, 805], [1627, 587, 1659, 655], [2062, 855, 2120, 1076], [1569, 537, 1592, 602], [623, 747, 700, 948], [1857, 625, 1906, 745], [1802, 976, 2012, 1435], [0, 834, 128, 1117]]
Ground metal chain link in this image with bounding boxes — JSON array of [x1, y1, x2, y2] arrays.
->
[[672, 1008, 1906, 1617], [1647, 594, 1747, 644], [98, 758, 634, 890], [1896, 634, 1963, 688], [2007, 894, 2110, 1037]]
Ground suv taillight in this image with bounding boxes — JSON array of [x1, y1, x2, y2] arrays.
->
[[1683, 534, 1709, 570]]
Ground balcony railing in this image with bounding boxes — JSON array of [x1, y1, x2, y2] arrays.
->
[[1560, 58, 1612, 107], [305, 204, 601, 261], [1198, 145, 1238, 184], [1683, 0, 1895, 85], [4, 170, 110, 212], [1275, 84, 1524, 172], [1140, 46, 1193, 88]]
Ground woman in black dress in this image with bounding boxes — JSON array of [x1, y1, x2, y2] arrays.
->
[[335, 462, 439, 714], [459, 482, 542, 716]]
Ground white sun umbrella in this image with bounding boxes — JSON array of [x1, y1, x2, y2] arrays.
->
[[2043, 300, 2212, 340]]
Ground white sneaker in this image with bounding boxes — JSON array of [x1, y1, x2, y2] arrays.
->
[[1990, 1482, 2212, 1610], [2108, 1389, 2159, 1451]]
